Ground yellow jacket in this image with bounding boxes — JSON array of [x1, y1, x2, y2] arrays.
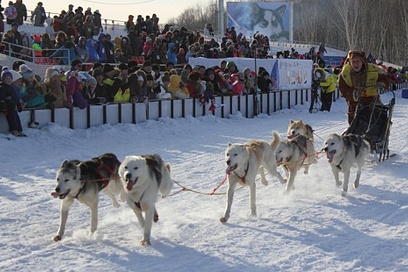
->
[[320, 71, 336, 93]]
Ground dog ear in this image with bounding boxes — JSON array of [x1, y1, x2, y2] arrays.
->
[[290, 119, 295, 124], [275, 5, 286, 17], [61, 160, 70, 168], [228, 142, 232, 147]]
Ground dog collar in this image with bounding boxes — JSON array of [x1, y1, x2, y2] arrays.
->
[[233, 160, 249, 184]]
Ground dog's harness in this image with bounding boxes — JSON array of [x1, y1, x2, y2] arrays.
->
[[232, 160, 250, 184], [286, 140, 308, 169], [73, 183, 85, 199], [94, 161, 119, 188], [336, 137, 361, 170]]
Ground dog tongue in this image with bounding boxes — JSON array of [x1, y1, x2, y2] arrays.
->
[[126, 182, 133, 191], [51, 192, 59, 198], [327, 151, 334, 163]]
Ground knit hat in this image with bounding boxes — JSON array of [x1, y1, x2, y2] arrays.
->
[[88, 76, 97, 85], [161, 75, 170, 82], [103, 63, 115, 75], [12, 60, 25, 71], [19, 64, 35, 80], [92, 68, 104, 77], [70, 59, 82, 67], [1, 66, 13, 82], [10, 70, 22, 82], [118, 63, 129, 71], [142, 60, 152, 67], [226, 61, 236, 69], [49, 69, 60, 78]]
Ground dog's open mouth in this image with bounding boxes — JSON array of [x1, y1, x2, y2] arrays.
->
[[126, 177, 138, 191], [226, 164, 237, 175], [287, 134, 297, 140], [51, 189, 70, 199], [276, 158, 284, 166], [326, 150, 336, 163]]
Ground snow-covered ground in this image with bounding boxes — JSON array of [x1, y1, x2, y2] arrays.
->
[[1, 90, 407, 272]]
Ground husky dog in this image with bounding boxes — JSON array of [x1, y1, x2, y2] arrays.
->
[[275, 131, 316, 194], [250, 3, 289, 41], [51, 153, 124, 241], [287, 119, 314, 142], [119, 154, 173, 246], [322, 133, 370, 196], [221, 135, 285, 223]]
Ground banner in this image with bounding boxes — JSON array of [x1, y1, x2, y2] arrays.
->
[[227, 2, 291, 41], [189, 58, 312, 90]]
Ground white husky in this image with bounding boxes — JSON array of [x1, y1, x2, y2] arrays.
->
[[286, 119, 314, 142], [220, 135, 285, 223], [51, 153, 124, 241], [274, 131, 316, 194], [119, 154, 173, 245], [322, 133, 370, 196]]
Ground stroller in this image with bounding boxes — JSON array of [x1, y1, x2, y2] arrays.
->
[[343, 90, 396, 162]]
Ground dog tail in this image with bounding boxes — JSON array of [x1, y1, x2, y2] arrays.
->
[[270, 131, 281, 152]]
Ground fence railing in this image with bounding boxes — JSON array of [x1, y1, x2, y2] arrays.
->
[[1, 41, 70, 65], [0, 88, 343, 133]]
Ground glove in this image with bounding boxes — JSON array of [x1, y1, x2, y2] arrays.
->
[[375, 82, 386, 91], [45, 94, 57, 102], [352, 89, 363, 102]]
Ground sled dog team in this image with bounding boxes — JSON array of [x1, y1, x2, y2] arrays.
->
[[51, 119, 370, 245]]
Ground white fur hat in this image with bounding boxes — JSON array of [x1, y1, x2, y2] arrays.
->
[[19, 64, 35, 80]]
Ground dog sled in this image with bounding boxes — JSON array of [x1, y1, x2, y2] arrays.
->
[[343, 90, 395, 162]]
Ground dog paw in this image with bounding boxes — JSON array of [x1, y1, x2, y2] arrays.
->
[[112, 202, 120, 208], [261, 179, 268, 186], [220, 217, 228, 224], [303, 170, 308, 174], [52, 235, 62, 242], [140, 239, 151, 246], [341, 191, 347, 197], [336, 181, 342, 187]]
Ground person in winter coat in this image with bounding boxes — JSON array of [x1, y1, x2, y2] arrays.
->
[[318, 68, 336, 112], [14, 0, 27, 26], [338, 50, 391, 124], [50, 39, 76, 65], [167, 42, 178, 65], [129, 70, 148, 103], [38, 67, 71, 109], [82, 15, 94, 39], [4, 1, 17, 25], [92, 10, 102, 36], [75, 36, 89, 63], [119, 36, 133, 62], [94, 32, 107, 62], [44, 17, 55, 41], [185, 71, 203, 99], [19, 64, 47, 108], [31, 2, 46, 27], [168, 70, 189, 99], [0, 67, 25, 136]]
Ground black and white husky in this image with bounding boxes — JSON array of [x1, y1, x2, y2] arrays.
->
[[51, 153, 124, 241], [250, 3, 289, 41], [322, 133, 370, 196], [119, 154, 173, 246]]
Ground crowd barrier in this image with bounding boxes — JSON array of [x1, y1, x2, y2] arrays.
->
[[0, 89, 317, 132]]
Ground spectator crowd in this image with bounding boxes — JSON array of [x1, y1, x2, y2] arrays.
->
[[0, 2, 406, 136]]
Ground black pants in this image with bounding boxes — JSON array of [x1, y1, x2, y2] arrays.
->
[[5, 110, 23, 132], [320, 91, 333, 112]]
